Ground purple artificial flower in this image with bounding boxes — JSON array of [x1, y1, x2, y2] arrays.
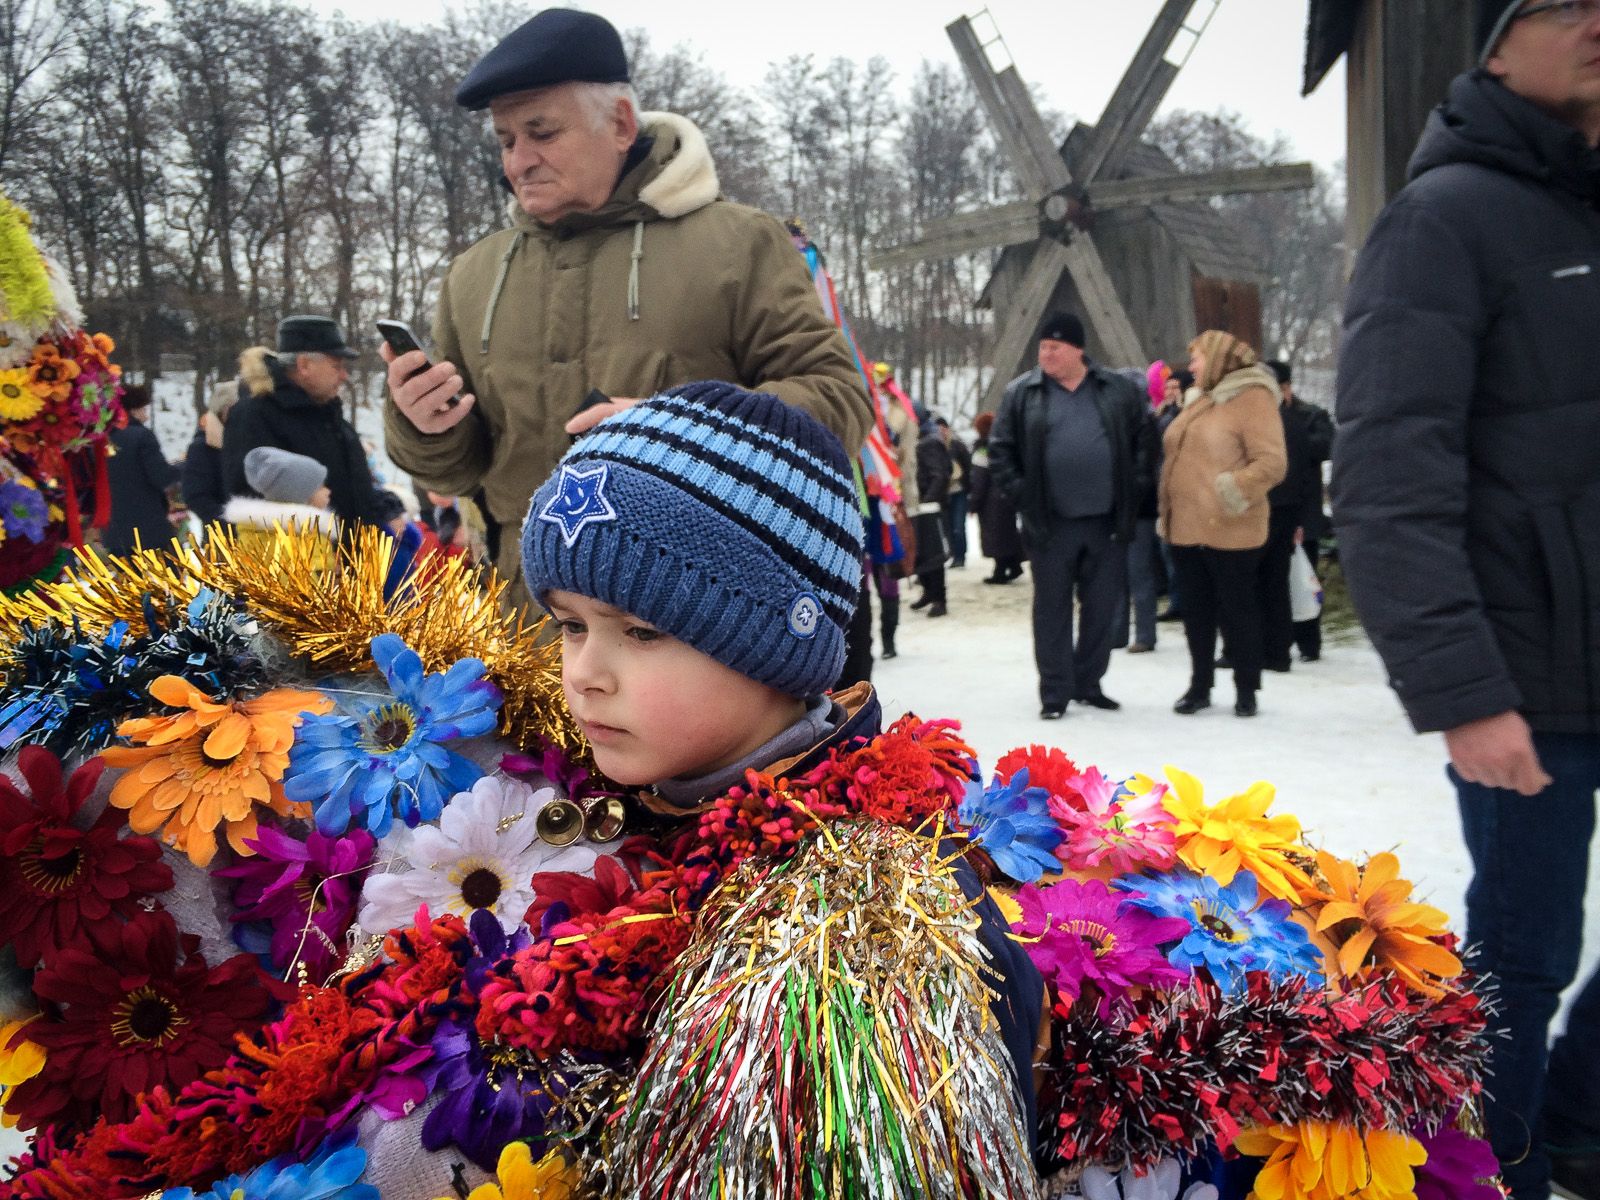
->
[[0, 480, 49, 543], [1414, 1122, 1503, 1200], [500, 741, 615, 806], [1011, 877, 1191, 1017], [215, 826, 376, 984]]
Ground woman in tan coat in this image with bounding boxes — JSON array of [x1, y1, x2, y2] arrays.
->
[[1158, 330, 1286, 717]]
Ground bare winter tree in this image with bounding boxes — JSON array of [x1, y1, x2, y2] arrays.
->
[[0, 0, 83, 172]]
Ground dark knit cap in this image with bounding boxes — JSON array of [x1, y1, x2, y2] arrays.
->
[[1478, 1, 1524, 61], [456, 9, 630, 110], [522, 382, 864, 699], [1039, 311, 1086, 349]]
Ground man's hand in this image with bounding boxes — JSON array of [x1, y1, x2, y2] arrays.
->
[[381, 343, 476, 435], [564, 397, 639, 436], [1444, 710, 1553, 797]]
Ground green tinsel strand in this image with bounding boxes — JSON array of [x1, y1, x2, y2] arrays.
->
[[0, 196, 55, 328]]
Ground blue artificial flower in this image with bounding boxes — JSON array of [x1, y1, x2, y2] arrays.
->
[[1115, 867, 1324, 994], [956, 766, 1065, 883], [0, 480, 48, 543], [161, 1131, 378, 1200], [285, 633, 502, 838]]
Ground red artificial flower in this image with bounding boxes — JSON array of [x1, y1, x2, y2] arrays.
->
[[805, 716, 976, 828], [994, 744, 1081, 803], [6, 910, 287, 1133], [524, 854, 638, 931], [0, 746, 174, 969]]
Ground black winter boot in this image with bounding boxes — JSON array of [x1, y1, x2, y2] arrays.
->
[[880, 597, 899, 659]]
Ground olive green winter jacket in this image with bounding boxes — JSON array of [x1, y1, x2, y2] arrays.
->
[[383, 112, 871, 598]]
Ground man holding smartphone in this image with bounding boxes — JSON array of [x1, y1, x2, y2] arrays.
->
[[382, 9, 870, 607]]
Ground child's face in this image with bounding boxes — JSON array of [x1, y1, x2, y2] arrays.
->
[[547, 589, 807, 788]]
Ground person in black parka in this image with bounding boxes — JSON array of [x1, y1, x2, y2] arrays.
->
[[910, 409, 952, 617], [181, 379, 239, 535], [1332, 7, 1600, 1197], [103, 384, 179, 555], [224, 317, 386, 528]]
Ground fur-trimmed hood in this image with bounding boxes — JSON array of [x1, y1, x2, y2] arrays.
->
[[221, 495, 339, 534], [237, 346, 280, 399], [1209, 363, 1280, 406]]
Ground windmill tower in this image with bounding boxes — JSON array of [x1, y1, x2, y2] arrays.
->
[[873, 3, 1315, 410]]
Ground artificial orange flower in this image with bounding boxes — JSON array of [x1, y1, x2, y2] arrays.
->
[[1236, 1120, 1426, 1200], [1160, 767, 1311, 902], [25, 344, 78, 403], [0, 1015, 46, 1128], [1303, 850, 1463, 996], [432, 1142, 578, 1200], [101, 677, 332, 867]]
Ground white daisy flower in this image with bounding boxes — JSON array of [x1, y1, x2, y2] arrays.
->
[[358, 774, 601, 936]]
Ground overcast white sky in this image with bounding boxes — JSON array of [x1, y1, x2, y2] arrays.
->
[[315, 0, 1348, 172]]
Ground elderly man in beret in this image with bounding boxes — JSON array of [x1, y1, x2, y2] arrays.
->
[[382, 9, 871, 603]]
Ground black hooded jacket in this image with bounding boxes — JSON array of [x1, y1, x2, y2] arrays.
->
[[222, 351, 385, 527], [1332, 70, 1600, 734]]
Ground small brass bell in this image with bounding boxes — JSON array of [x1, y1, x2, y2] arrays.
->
[[535, 798, 585, 847], [582, 796, 627, 843]]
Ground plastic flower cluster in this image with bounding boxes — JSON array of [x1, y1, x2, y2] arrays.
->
[[0, 548, 1495, 1200]]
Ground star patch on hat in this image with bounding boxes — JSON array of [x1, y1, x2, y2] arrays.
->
[[538, 462, 617, 546]]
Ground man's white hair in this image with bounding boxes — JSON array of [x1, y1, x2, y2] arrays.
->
[[573, 80, 637, 132]]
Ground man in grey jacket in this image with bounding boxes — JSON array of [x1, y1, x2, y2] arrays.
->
[[1332, 4, 1600, 1197]]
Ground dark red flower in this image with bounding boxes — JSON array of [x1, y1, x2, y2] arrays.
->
[[6, 909, 287, 1133], [0, 747, 173, 968]]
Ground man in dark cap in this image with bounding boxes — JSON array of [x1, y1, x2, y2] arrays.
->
[[224, 316, 386, 527], [1333, 4, 1600, 1198], [381, 8, 870, 606], [988, 313, 1154, 718]]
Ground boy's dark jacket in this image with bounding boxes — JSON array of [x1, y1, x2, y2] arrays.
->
[[639, 681, 1045, 1140]]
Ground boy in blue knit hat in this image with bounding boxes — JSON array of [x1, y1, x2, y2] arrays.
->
[[521, 380, 1044, 1180]]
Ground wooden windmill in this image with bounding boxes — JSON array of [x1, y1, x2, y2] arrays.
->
[[873, 2, 1317, 410]]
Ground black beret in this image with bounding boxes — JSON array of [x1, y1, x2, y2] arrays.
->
[[1039, 311, 1086, 349], [456, 9, 630, 111]]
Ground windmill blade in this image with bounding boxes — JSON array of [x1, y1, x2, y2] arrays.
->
[[1079, 0, 1219, 184], [1093, 161, 1315, 209], [947, 15, 1069, 199], [981, 235, 1146, 411], [869, 201, 1038, 270]]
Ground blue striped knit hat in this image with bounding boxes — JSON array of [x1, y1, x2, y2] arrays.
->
[[522, 382, 864, 698]]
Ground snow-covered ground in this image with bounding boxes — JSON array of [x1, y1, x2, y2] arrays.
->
[[875, 524, 1600, 1025]]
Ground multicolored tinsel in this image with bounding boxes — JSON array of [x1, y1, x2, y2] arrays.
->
[[618, 819, 1038, 1200], [1039, 973, 1490, 1173], [0, 527, 578, 759]]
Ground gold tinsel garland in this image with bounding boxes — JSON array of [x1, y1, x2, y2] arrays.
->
[[0, 524, 581, 759]]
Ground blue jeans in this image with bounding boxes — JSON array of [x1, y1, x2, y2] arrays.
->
[[1127, 517, 1158, 646], [944, 493, 969, 565], [1456, 731, 1600, 1199]]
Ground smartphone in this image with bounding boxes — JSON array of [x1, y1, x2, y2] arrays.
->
[[375, 319, 460, 409]]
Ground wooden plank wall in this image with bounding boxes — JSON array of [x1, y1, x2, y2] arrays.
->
[[1344, 0, 1474, 258]]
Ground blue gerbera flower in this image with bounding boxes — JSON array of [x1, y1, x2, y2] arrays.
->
[[956, 766, 1065, 883], [0, 480, 48, 543], [285, 633, 502, 838], [161, 1131, 378, 1200], [1115, 866, 1323, 994]]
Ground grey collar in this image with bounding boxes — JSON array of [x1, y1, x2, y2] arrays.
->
[[649, 695, 841, 809]]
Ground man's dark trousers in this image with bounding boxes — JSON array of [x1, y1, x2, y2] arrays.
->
[[1260, 506, 1298, 670], [1456, 732, 1600, 1199], [1029, 515, 1123, 708]]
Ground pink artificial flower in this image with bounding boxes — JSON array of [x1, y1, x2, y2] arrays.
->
[[1010, 877, 1190, 1017], [1057, 772, 1177, 875]]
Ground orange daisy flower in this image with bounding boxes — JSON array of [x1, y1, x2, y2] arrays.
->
[[101, 677, 333, 867], [26, 344, 79, 404], [1235, 1120, 1426, 1200], [1304, 850, 1463, 996]]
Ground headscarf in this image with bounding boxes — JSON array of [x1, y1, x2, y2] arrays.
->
[[1187, 329, 1258, 393]]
